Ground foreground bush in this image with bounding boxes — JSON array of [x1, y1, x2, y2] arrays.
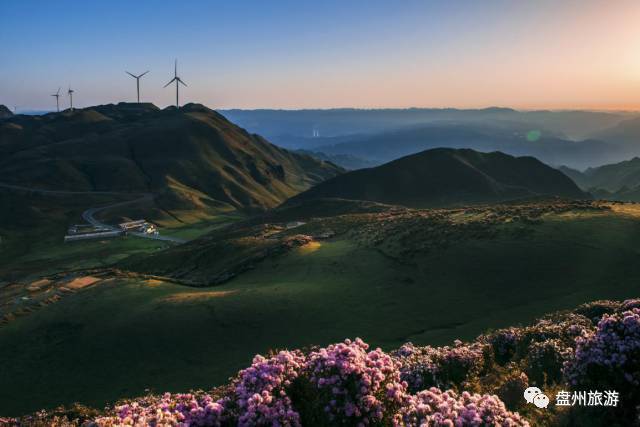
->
[[393, 341, 486, 392], [395, 387, 529, 426], [564, 306, 640, 420], [8, 298, 640, 426]]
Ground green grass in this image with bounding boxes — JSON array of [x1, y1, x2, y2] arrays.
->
[[2, 210, 640, 415], [0, 190, 243, 283], [160, 214, 244, 240]]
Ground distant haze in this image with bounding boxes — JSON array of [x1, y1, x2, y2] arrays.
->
[[2, 0, 640, 111]]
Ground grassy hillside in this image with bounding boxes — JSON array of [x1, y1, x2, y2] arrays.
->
[[0, 103, 342, 215], [0, 186, 245, 284], [0, 104, 342, 282], [289, 148, 588, 209], [2, 200, 640, 415]]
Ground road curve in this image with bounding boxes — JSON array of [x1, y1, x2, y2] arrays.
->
[[81, 194, 186, 244], [1, 182, 186, 244]]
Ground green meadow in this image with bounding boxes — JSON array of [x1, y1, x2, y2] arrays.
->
[[2, 207, 640, 415]]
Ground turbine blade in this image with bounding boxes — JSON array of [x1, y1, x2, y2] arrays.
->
[[178, 78, 187, 87], [163, 78, 177, 88], [57, 87, 61, 95], [126, 71, 137, 78], [174, 59, 177, 77], [139, 70, 149, 78]]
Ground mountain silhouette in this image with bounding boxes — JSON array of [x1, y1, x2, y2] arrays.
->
[[289, 148, 589, 208]]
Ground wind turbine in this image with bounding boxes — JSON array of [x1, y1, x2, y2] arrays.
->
[[126, 70, 149, 103], [51, 87, 61, 112], [163, 59, 187, 108], [68, 86, 75, 110]]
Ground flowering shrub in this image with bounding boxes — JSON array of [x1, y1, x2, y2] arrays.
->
[[488, 328, 521, 365], [394, 387, 529, 426], [496, 372, 529, 409], [523, 338, 571, 385], [302, 338, 408, 425], [564, 308, 640, 418], [622, 298, 640, 311], [94, 392, 227, 426], [393, 341, 486, 392], [14, 298, 640, 427], [517, 313, 593, 360], [575, 300, 622, 322], [234, 350, 306, 427]]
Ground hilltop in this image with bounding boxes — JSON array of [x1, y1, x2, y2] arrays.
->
[[288, 148, 589, 208], [0, 103, 343, 218], [0, 105, 13, 119]]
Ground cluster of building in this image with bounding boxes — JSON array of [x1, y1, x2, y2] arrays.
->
[[118, 220, 158, 234], [63, 219, 158, 242]]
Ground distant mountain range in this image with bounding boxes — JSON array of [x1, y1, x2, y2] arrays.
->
[[305, 122, 628, 170], [591, 116, 640, 145], [221, 109, 640, 170], [289, 148, 588, 208], [222, 108, 629, 143], [0, 103, 342, 215], [559, 156, 640, 201]]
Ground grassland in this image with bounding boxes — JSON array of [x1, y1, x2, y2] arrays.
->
[[0, 188, 244, 283], [2, 202, 640, 415]]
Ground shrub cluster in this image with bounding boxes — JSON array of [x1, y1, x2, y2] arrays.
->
[[392, 340, 486, 392], [10, 297, 640, 426]]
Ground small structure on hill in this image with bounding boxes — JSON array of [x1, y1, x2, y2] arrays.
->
[[68, 224, 111, 235], [64, 230, 123, 242], [64, 223, 123, 242], [118, 219, 159, 235], [118, 220, 147, 231]]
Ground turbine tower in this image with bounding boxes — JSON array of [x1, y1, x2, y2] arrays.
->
[[126, 70, 149, 103], [68, 86, 75, 111], [51, 87, 61, 112], [163, 59, 187, 108]]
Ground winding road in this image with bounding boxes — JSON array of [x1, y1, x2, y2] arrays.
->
[[1, 183, 186, 244]]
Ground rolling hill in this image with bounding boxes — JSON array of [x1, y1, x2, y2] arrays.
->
[[288, 148, 589, 208], [0, 103, 343, 217]]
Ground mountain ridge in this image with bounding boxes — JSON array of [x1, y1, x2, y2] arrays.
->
[[0, 102, 343, 217], [288, 148, 589, 208]]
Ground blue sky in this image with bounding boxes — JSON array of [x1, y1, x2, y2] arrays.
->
[[2, 0, 640, 110]]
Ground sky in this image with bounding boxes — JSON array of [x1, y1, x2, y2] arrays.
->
[[2, 0, 640, 111]]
